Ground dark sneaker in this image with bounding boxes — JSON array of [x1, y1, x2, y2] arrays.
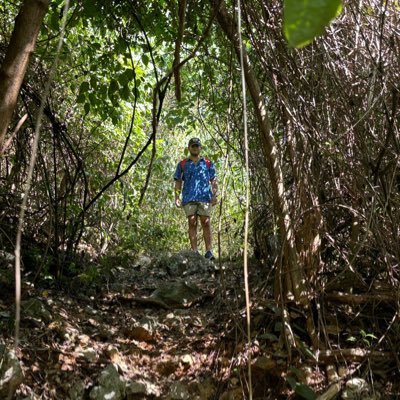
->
[[204, 250, 215, 260]]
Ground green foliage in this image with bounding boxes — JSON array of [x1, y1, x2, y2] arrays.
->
[[286, 376, 317, 400], [284, 0, 343, 47], [0, 0, 245, 279], [346, 329, 378, 347]]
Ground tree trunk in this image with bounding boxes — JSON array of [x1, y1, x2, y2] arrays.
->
[[213, 0, 322, 352], [213, 0, 304, 303], [0, 0, 49, 153]]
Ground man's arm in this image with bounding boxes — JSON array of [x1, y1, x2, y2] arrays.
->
[[174, 179, 182, 207]]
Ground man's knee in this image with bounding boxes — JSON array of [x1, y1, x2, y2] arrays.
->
[[188, 215, 198, 227], [200, 216, 210, 227]]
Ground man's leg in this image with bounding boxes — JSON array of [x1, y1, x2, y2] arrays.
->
[[188, 214, 198, 251], [199, 215, 212, 252]]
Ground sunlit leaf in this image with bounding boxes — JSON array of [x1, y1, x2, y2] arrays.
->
[[284, 0, 343, 48]]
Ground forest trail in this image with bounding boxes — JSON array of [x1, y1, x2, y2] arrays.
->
[[1, 251, 272, 400], [2, 251, 397, 399]]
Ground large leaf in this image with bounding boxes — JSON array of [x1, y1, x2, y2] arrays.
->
[[284, 0, 343, 48], [286, 376, 317, 400], [295, 384, 317, 400]]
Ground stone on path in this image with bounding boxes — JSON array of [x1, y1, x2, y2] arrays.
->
[[341, 377, 376, 400], [167, 381, 190, 400], [68, 379, 86, 400], [155, 251, 211, 277], [126, 378, 161, 399], [22, 298, 52, 323], [0, 345, 24, 399], [150, 280, 204, 308], [89, 364, 125, 400]]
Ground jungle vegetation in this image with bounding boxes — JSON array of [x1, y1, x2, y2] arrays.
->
[[0, 0, 399, 398]]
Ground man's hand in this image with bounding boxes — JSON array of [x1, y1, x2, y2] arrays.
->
[[174, 185, 182, 207]]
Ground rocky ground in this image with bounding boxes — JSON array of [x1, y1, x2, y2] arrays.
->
[[0, 250, 398, 399], [1, 251, 271, 399]]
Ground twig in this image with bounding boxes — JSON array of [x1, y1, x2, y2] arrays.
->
[[1, 113, 27, 154]]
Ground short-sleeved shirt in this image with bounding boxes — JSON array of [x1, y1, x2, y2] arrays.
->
[[174, 157, 216, 205]]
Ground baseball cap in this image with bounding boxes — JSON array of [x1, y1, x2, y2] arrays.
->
[[188, 137, 201, 146]]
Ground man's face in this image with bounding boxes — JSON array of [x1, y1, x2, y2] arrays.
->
[[189, 144, 201, 156]]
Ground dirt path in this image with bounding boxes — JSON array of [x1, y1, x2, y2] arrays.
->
[[1, 252, 268, 399], [3, 251, 397, 399]]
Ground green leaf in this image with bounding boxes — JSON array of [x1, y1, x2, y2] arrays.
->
[[142, 54, 150, 66], [259, 333, 279, 341], [295, 384, 317, 400], [90, 76, 98, 89], [49, 12, 59, 31], [287, 376, 317, 400], [118, 69, 134, 86], [286, 376, 297, 390], [76, 93, 85, 104], [121, 85, 131, 101], [284, 0, 343, 48], [89, 93, 97, 106], [79, 81, 90, 94], [84, 103, 90, 114], [99, 85, 107, 99], [108, 79, 119, 95], [84, 0, 98, 18], [274, 321, 283, 332]]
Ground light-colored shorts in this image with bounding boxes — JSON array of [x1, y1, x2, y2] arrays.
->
[[183, 201, 212, 217]]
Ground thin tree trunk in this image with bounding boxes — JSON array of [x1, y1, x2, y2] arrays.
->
[[0, 0, 49, 153], [214, 0, 322, 353], [213, 0, 303, 303]]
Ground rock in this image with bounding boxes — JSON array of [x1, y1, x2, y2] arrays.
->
[[79, 347, 97, 362], [48, 320, 79, 342], [22, 298, 52, 323], [189, 377, 216, 400], [106, 346, 121, 363], [89, 364, 125, 400], [68, 379, 86, 400], [123, 317, 161, 342], [0, 346, 24, 398], [126, 379, 161, 399], [150, 280, 203, 308], [156, 359, 179, 376], [181, 354, 194, 365], [133, 254, 152, 270], [126, 326, 154, 342], [126, 381, 147, 395], [155, 251, 210, 277], [219, 387, 243, 400], [252, 356, 276, 371], [342, 378, 371, 399], [345, 378, 369, 391], [167, 381, 190, 400]]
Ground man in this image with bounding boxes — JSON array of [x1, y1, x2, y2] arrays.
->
[[174, 137, 218, 260]]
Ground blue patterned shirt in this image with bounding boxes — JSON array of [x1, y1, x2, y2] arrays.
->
[[174, 158, 216, 205]]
